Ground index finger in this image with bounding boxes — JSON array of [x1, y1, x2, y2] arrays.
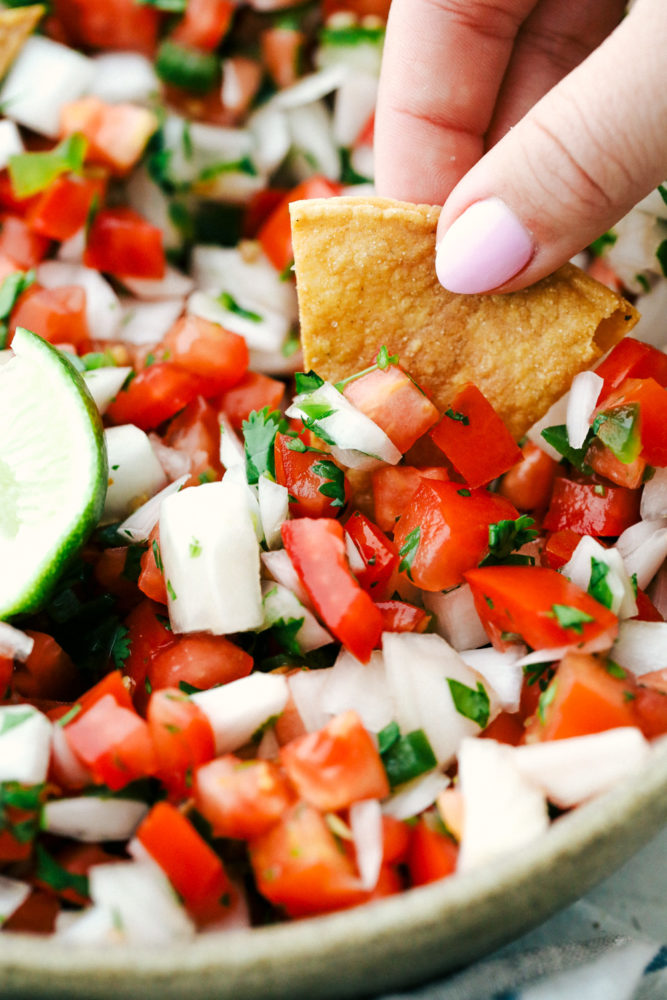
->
[[374, 0, 538, 204]]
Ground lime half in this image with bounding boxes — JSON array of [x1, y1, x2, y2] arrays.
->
[[0, 327, 107, 619]]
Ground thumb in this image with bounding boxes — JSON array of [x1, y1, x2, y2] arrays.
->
[[434, 0, 667, 295]]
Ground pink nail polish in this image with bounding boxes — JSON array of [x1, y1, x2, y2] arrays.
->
[[435, 197, 534, 294]]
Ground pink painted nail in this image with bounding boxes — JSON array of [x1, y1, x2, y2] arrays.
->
[[435, 197, 534, 294]]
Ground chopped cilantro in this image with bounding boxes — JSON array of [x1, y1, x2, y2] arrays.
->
[[376, 345, 398, 369], [110, 624, 131, 669], [271, 617, 304, 656], [605, 660, 627, 679], [339, 146, 372, 186], [294, 370, 324, 395], [199, 157, 258, 183], [589, 557, 614, 609], [35, 843, 89, 898], [444, 408, 469, 425], [0, 782, 44, 844], [480, 515, 538, 567], [56, 704, 82, 728], [281, 331, 300, 358], [242, 407, 286, 484], [589, 230, 617, 257], [377, 720, 400, 755], [592, 404, 641, 464], [167, 580, 177, 601], [320, 22, 385, 46], [152, 539, 163, 573], [0, 709, 33, 737], [541, 425, 593, 474], [298, 400, 335, 422], [218, 291, 262, 322], [122, 543, 148, 583], [457, 488, 471, 497], [0, 269, 35, 348], [523, 662, 555, 692], [398, 526, 421, 580], [178, 681, 202, 695], [631, 572, 638, 597], [594, 484, 607, 497], [312, 460, 346, 508], [635, 273, 651, 293], [550, 603, 595, 634], [656, 239, 667, 278], [658, 184, 667, 207], [446, 678, 490, 729], [136, 0, 186, 9], [538, 680, 557, 723], [381, 729, 437, 788], [189, 537, 202, 558]]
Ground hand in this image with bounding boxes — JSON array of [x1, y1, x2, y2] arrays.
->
[[374, 0, 667, 293]]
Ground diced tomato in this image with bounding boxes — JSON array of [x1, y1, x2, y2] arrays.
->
[[542, 529, 583, 570], [380, 815, 411, 866], [0, 656, 12, 697], [280, 711, 389, 812], [0, 214, 50, 269], [162, 396, 225, 487], [282, 518, 383, 662], [632, 684, 667, 739], [219, 371, 285, 430], [242, 188, 288, 239], [372, 465, 449, 533], [27, 172, 106, 242], [162, 315, 248, 395], [596, 377, 667, 468], [9, 284, 89, 348], [2, 890, 60, 934], [36, 844, 117, 906], [342, 365, 439, 455], [430, 384, 522, 488], [394, 480, 518, 592], [52, 0, 160, 55], [633, 588, 663, 622], [499, 441, 558, 511], [465, 565, 618, 652], [407, 817, 458, 887], [138, 526, 168, 605], [64, 693, 157, 790], [12, 631, 78, 701], [260, 26, 304, 89], [274, 432, 349, 519], [84, 207, 165, 279], [147, 633, 253, 694], [76, 669, 134, 715], [375, 600, 431, 633], [480, 711, 525, 746], [194, 755, 294, 840], [273, 683, 308, 746], [137, 802, 229, 912], [323, 0, 391, 16], [595, 337, 667, 406], [0, 172, 40, 216], [148, 688, 215, 800], [345, 510, 398, 599], [542, 478, 640, 537], [258, 177, 342, 272], [106, 363, 201, 431], [93, 546, 142, 607], [171, 0, 235, 51], [249, 801, 366, 917], [122, 600, 175, 713], [61, 98, 158, 175], [524, 653, 637, 741], [356, 111, 375, 147], [585, 437, 646, 489]]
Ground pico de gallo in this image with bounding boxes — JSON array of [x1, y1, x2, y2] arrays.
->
[[0, 0, 666, 944]]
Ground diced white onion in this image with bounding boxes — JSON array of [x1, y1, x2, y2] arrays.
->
[[148, 435, 192, 481], [0, 876, 31, 924], [0, 706, 52, 784], [0, 120, 23, 171], [423, 585, 488, 651], [617, 520, 667, 590], [649, 561, 667, 619], [258, 474, 289, 550], [565, 370, 603, 449], [287, 100, 341, 181], [83, 366, 133, 416], [641, 467, 667, 521], [42, 797, 147, 842], [561, 535, 637, 618], [248, 345, 302, 376], [525, 392, 570, 460], [120, 267, 194, 302], [56, 905, 120, 944], [261, 580, 332, 653], [125, 167, 181, 250], [606, 208, 667, 294], [256, 725, 280, 761], [350, 799, 383, 891], [37, 262, 122, 342], [382, 771, 448, 821], [0, 621, 33, 661], [460, 646, 525, 714], [57, 228, 85, 263], [117, 474, 189, 544], [103, 425, 168, 523], [192, 672, 289, 754], [634, 283, 667, 348], [262, 548, 312, 608], [50, 723, 91, 790], [611, 620, 667, 676], [88, 52, 159, 104], [188, 290, 289, 354], [345, 531, 366, 573], [287, 669, 332, 733], [191, 244, 298, 321], [333, 71, 378, 146], [271, 64, 348, 110], [248, 104, 291, 175], [320, 649, 393, 733], [89, 862, 195, 943], [219, 414, 245, 471], [118, 298, 183, 346]]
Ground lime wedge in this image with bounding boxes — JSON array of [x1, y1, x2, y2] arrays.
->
[[0, 327, 107, 619]]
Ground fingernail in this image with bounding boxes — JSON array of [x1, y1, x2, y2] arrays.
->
[[435, 197, 534, 294]]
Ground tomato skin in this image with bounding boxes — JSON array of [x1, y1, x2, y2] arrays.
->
[[52, 0, 160, 55], [524, 653, 637, 741], [430, 384, 522, 489], [10, 284, 90, 348], [0, 214, 50, 268], [499, 441, 558, 511], [597, 377, 667, 468], [162, 397, 224, 488], [0, 656, 12, 697], [372, 465, 449, 533], [393, 480, 519, 592], [147, 633, 253, 694], [345, 510, 398, 600], [61, 99, 157, 175], [2, 890, 60, 934], [465, 565, 618, 652], [219, 371, 285, 430], [77, 669, 134, 714], [280, 711, 390, 812], [282, 518, 383, 662], [542, 529, 583, 570], [138, 526, 168, 605], [260, 27, 304, 90], [380, 815, 411, 866], [84, 207, 165, 279], [106, 363, 201, 431], [148, 688, 215, 800], [64, 693, 157, 790], [12, 631, 78, 701], [633, 588, 663, 622], [258, 177, 342, 272], [376, 600, 431, 633], [408, 818, 458, 887], [162, 315, 248, 394], [542, 478, 640, 537], [122, 599, 175, 713], [632, 684, 667, 739], [274, 432, 349, 519], [480, 711, 525, 746], [195, 755, 294, 840], [595, 337, 667, 406], [137, 802, 229, 911], [342, 365, 440, 455], [585, 437, 646, 490], [27, 172, 106, 242], [249, 801, 366, 917], [171, 0, 234, 51]]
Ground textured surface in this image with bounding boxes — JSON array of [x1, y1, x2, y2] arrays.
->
[[291, 197, 639, 438]]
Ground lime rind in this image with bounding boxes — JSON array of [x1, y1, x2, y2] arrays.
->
[[0, 327, 108, 619]]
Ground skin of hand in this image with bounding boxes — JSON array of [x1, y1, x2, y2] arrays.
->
[[374, 0, 667, 294]]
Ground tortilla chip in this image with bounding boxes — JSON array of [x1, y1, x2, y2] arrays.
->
[[0, 5, 44, 81], [290, 196, 639, 439]]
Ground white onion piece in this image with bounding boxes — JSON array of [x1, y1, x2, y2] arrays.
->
[[0, 876, 31, 924], [83, 366, 133, 416], [272, 64, 348, 109], [333, 71, 378, 146], [117, 474, 189, 544], [0, 621, 33, 661], [620, 525, 667, 590], [287, 669, 332, 733], [119, 298, 184, 346], [256, 725, 280, 761], [258, 474, 289, 550], [148, 435, 192, 481], [193, 673, 289, 754], [612, 620, 667, 676], [191, 244, 297, 321], [163, 116, 253, 187], [120, 267, 194, 302], [341, 180, 375, 198], [0, 36, 94, 137], [634, 283, 667, 348], [261, 549, 312, 608], [261, 580, 332, 653], [561, 536, 637, 619], [525, 391, 570, 460], [345, 532, 366, 573], [103, 425, 168, 523], [512, 727, 649, 808], [56, 905, 120, 944], [565, 371, 603, 449], [50, 723, 91, 790], [641, 467, 667, 521], [248, 345, 302, 376], [248, 104, 291, 175], [37, 262, 122, 341], [350, 799, 383, 891], [649, 561, 667, 619], [460, 646, 525, 713], [382, 771, 448, 821], [187, 291, 289, 354], [606, 208, 666, 295], [224, 463, 263, 542], [349, 145, 375, 181], [42, 797, 147, 842], [88, 52, 159, 104], [321, 649, 393, 733], [57, 228, 85, 263], [0, 706, 52, 784], [0, 120, 23, 170], [457, 738, 548, 873], [125, 167, 181, 250], [287, 100, 341, 181], [89, 862, 195, 943], [219, 415, 245, 471], [423, 585, 488, 651], [617, 517, 667, 556]]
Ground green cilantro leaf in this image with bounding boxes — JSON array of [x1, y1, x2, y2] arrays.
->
[[541, 424, 594, 474], [550, 603, 595, 634], [376, 345, 399, 369], [298, 400, 336, 422], [136, 0, 186, 10], [35, 843, 90, 898], [189, 537, 202, 558], [9, 133, 87, 198], [110, 624, 131, 669], [523, 662, 555, 692], [380, 729, 437, 788], [480, 515, 538, 567], [589, 557, 614, 610], [446, 678, 490, 729], [312, 460, 346, 508], [0, 269, 35, 348], [444, 408, 469, 425], [398, 526, 421, 580], [0, 709, 34, 737], [294, 370, 324, 395], [199, 156, 257, 183], [377, 720, 400, 755], [242, 407, 286, 484], [655, 239, 667, 279], [217, 291, 262, 322], [658, 185, 667, 207], [537, 680, 558, 723], [167, 580, 177, 601], [592, 403, 641, 464], [151, 538, 163, 573], [122, 543, 148, 583], [589, 230, 617, 257], [271, 617, 304, 656]]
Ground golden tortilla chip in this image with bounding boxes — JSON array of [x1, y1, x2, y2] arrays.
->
[[0, 5, 44, 81], [290, 196, 639, 439]]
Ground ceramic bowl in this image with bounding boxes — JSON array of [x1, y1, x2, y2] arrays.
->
[[2, 738, 667, 1000]]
